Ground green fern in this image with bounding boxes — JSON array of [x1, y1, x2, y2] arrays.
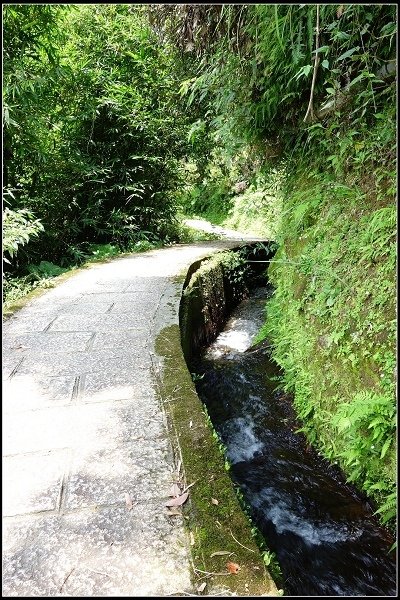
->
[[374, 492, 397, 525]]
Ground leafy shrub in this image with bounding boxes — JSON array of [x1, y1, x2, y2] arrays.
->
[[27, 261, 68, 280], [332, 390, 396, 523], [3, 4, 192, 271], [84, 243, 120, 262], [3, 206, 44, 264]]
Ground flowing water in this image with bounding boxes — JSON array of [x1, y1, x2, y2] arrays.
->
[[191, 285, 397, 596]]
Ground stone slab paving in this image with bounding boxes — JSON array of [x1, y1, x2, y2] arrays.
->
[[2, 240, 254, 597]]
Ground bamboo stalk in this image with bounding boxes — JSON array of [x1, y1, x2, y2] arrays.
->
[[304, 4, 320, 123]]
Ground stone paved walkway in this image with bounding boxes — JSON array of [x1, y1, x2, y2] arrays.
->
[[2, 237, 258, 597]]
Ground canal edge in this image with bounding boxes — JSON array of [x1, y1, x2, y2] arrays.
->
[[150, 246, 281, 597]]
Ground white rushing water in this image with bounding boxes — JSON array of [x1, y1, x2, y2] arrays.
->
[[205, 291, 266, 359], [221, 416, 265, 464]]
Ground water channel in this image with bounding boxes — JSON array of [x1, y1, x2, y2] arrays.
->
[[190, 285, 397, 596]]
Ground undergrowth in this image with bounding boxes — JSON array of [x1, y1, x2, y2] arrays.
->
[[179, 151, 284, 240], [256, 172, 396, 532]]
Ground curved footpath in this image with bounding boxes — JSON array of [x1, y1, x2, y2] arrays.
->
[[2, 233, 276, 596]]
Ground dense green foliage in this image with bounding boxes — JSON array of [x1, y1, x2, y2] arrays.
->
[[3, 4, 396, 532], [151, 3, 397, 530], [3, 4, 192, 273], [257, 182, 396, 527]]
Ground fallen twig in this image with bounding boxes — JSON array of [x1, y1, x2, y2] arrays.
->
[[194, 568, 231, 577], [229, 529, 256, 553], [83, 566, 110, 577], [165, 592, 199, 597], [182, 479, 199, 494], [59, 567, 76, 592]]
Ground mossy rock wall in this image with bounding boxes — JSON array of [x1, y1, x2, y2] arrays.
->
[[260, 185, 396, 530], [180, 260, 245, 362], [180, 244, 273, 363]]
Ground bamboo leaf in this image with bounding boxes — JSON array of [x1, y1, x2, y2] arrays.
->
[[274, 5, 284, 51], [314, 45, 330, 55], [336, 46, 360, 62], [165, 491, 189, 507]]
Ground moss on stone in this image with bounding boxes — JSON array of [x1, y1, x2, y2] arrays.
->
[[154, 324, 278, 596]]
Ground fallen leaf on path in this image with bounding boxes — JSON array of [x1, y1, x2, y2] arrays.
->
[[165, 491, 189, 507], [190, 531, 195, 546], [168, 483, 182, 497], [210, 551, 232, 558], [226, 561, 240, 574], [211, 498, 219, 505], [197, 582, 207, 593], [125, 492, 133, 511]]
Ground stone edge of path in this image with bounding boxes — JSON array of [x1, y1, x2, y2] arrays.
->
[[150, 243, 279, 597]]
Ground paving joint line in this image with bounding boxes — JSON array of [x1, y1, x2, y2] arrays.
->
[[3, 494, 176, 521], [3, 447, 72, 459]]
